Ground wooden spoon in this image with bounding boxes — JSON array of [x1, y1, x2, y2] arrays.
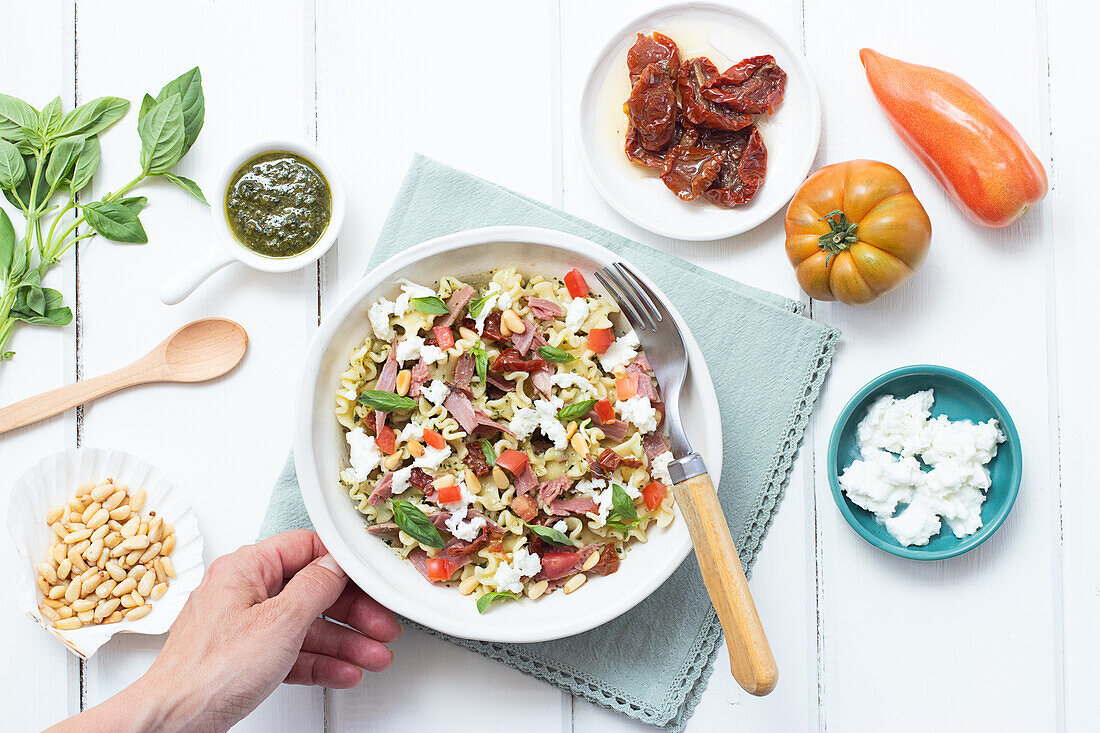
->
[[0, 318, 248, 435]]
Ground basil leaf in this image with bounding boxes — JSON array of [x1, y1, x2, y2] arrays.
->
[[0, 208, 14, 278], [411, 296, 449, 315], [357, 390, 417, 412], [164, 172, 208, 205], [610, 484, 639, 522], [57, 96, 129, 138], [155, 67, 204, 153], [557, 399, 598, 422], [4, 154, 47, 211], [138, 93, 156, 124], [138, 95, 185, 175], [390, 499, 444, 549], [524, 522, 573, 547], [537, 345, 575, 364], [0, 140, 26, 190], [82, 201, 148, 244], [471, 341, 488, 384], [479, 439, 496, 467], [0, 94, 40, 141], [38, 97, 63, 137], [11, 285, 70, 326], [45, 136, 83, 188], [468, 294, 490, 319], [115, 196, 148, 215], [476, 591, 518, 614], [68, 137, 100, 192]]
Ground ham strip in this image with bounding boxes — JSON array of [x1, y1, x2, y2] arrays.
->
[[586, 409, 629, 442], [643, 432, 671, 462], [512, 320, 540, 355], [444, 390, 478, 433], [409, 358, 430, 398], [627, 362, 659, 400], [367, 522, 400, 536], [537, 476, 571, 506], [373, 343, 400, 433], [454, 353, 474, 390], [548, 496, 598, 516], [367, 472, 395, 506], [473, 409, 513, 435], [526, 297, 564, 319], [515, 465, 538, 495], [434, 285, 475, 328], [632, 353, 653, 372], [486, 374, 515, 393], [408, 549, 432, 580], [531, 370, 553, 398]]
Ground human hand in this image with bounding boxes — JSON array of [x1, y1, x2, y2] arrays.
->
[[51, 529, 400, 733]]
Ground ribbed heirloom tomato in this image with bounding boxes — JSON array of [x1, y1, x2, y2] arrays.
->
[[784, 160, 931, 306]]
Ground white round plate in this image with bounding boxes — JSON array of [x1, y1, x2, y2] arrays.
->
[[294, 226, 722, 643], [579, 1, 821, 241]]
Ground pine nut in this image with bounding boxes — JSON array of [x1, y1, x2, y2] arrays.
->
[[161, 533, 175, 556], [37, 576, 50, 596], [77, 609, 94, 623], [139, 521, 149, 536], [131, 590, 145, 607], [81, 502, 100, 525], [492, 466, 508, 487], [407, 440, 424, 457], [52, 543, 66, 564], [96, 580, 116, 599], [150, 583, 168, 601], [121, 535, 149, 551], [90, 524, 109, 541], [91, 482, 115, 502], [125, 550, 143, 566], [76, 480, 96, 497], [103, 489, 127, 512], [104, 532, 123, 550], [109, 506, 131, 522], [97, 548, 110, 568], [87, 508, 109, 530], [125, 605, 152, 621], [502, 309, 524, 334], [42, 598, 65, 609], [50, 522, 67, 540], [432, 475, 456, 490], [73, 539, 90, 555], [138, 572, 156, 597], [383, 453, 402, 471], [563, 574, 587, 594], [103, 611, 123, 625], [85, 539, 104, 562], [49, 585, 66, 600], [396, 369, 412, 397], [46, 506, 64, 524], [54, 617, 83, 631], [81, 571, 106, 596], [582, 551, 600, 572], [160, 556, 176, 579], [63, 528, 92, 544], [40, 605, 60, 622], [565, 421, 578, 439], [72, 598, 96, 613], [570, 433, 589, 457], [464, 469, 481, 495], [128, 564, 146, 581], [459, 327, 479, 342], [121, 516, 140, 538], [129, 489, 146, 514], [41, 564, 58, 585], [121, 595, 136, 609], [112, 578, 137, 597], [57, 605, 73, 619], [458, 576, 480, 595], [527, 580, 549, 600], [499, 319, 512, 338], [64, 577, 82, 602], [153, 559, 166, 584], [95, 598, 120, 619], [139, 542, 161, 564], [148, 517, 164, 543]]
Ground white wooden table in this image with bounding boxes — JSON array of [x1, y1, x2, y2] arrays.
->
[[2, 0, 1095, 730]]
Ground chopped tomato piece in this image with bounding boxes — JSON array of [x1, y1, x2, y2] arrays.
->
[[594, 398, 616, 424], [564, 268, 590, 298], [433, 325, 455, 350], [616, 375, 638, 400], [375, 425, 396, 455], [435, 483, 462, 504], [496, 449, 530, 475], [587, 328, 615, 354], [510, 494, 538, 522], [422, 428, 446, 450], [540, 551, 581, 580], [643, 482, 667, 511], [426, 557, 459, 582]]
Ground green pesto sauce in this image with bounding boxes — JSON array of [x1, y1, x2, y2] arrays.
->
[[224, 150, 331, 258]]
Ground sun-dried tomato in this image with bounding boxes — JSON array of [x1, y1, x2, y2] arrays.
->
[[626, 31, 680, 83], [678, 57, 754, 132], [409, 468, 434, 491], [588, 543, 620, 576], [626, 124, 679, 169], [597, 448, 622, 472], [490, 347, 552, 374], [659, 126, 723, 201], [625, 63, 678, 152], [464, 440, 492, 477], [701, 55, 786, 114], [698, 125, 768, 207]]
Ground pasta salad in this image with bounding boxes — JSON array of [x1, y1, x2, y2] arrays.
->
[[335, 267, 676, 611]]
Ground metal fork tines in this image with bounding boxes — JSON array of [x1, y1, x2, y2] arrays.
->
[[594, 262, 693, 460]]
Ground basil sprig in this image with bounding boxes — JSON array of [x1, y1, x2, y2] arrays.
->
[[537, 345, 575, 364], [480, 439, 496, 467], [557, 399, 598, 422], [606, 484, 641, 534], [411, 296, 449, 315], [468, 294, 491, 319], [476, 591, 518, 614], [525, 522, 574, 547], [358, 390, 417, 412], [390, 499, 444, 549], [470, 340, 488, 384]]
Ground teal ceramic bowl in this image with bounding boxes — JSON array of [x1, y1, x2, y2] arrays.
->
[[828, 365, 1022, 560]]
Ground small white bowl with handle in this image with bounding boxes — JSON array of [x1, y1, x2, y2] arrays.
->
[[159, 139, 346, 305]]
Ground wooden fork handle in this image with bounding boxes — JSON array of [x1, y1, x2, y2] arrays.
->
[[672, 471, 778, 696], [0, 364, 147, 435]]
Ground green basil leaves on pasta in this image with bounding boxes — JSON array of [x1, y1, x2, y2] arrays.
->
[[524, 522, 573, 547], [411, 296, 449, 315], [358, 390, 417, 412], [390, 499, 444, 549], [468, 294, 490, 319], [557, 399, 598, 422], [476, 591, 518, 614], [480, 439, 496, 467], [470, 340, 488, 385], [537, 345, 575, 364], [606, 484, 641, 533]]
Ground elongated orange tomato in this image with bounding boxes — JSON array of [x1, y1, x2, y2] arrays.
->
[[785, 160, 931, 306], [860, 48, 1047, 229]]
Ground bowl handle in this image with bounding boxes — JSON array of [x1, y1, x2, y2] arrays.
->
[[159, 250, 237, 305]]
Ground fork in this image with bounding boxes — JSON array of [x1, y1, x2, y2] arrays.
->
[[595, 262, 778, 696]]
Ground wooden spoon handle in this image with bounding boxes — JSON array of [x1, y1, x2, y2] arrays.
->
[[0, 365, 146, 434], [672, 471, 778, 696]]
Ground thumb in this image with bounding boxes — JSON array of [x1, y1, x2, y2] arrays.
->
[[272, 554, 349, 629]]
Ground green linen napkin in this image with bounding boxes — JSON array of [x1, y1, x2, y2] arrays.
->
[[259, 155, 838, 731]]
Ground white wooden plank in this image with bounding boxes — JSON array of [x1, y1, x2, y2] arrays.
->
[[314, 1, 566, 730], [559, 1, 818, 731], [804, 0, 1060, 729], [0, 3, 81, 729], [1046, 0, 1100, 728], [73, 1, 322, 729]]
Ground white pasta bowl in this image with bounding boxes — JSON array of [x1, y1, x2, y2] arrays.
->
[[6, 447, 205, 658], [295, 226, 722, 642]]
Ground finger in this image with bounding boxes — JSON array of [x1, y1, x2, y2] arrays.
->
[[284, 651, 364, 689], [269, 553, 349, 630], [324, 585, 402, 643], [249, 530, 332, 595], [302, 617, 395, 672]]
